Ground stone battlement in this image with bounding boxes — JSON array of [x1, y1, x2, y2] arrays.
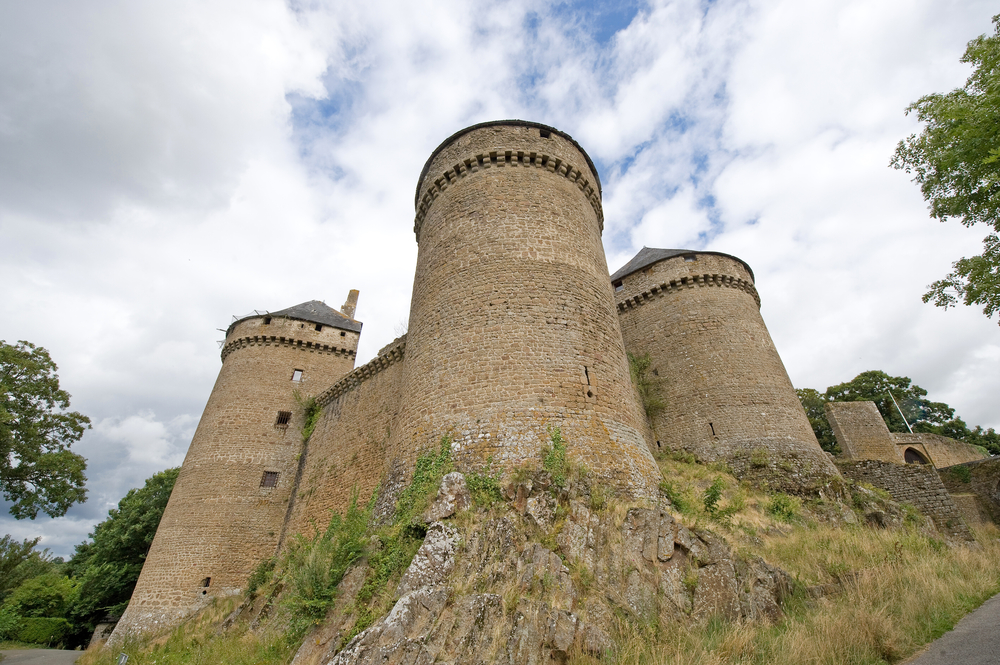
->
[[615, 272, 761, 312], [414, 149, 603, 240]]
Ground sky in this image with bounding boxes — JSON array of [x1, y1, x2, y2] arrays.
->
[[1, 0, 997, 558]]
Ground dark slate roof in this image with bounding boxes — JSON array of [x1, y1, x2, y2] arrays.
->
[[415, 120, 601, 208], [610, 247, 754, 283], [227, 300, 362, 336]]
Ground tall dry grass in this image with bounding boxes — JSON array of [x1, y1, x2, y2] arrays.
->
[[608, 523, 1000, 665]]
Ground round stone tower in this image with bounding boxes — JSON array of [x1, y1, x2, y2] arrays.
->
[[613, 249, 838, 488], [394, 120, 659, 495], [114, 299, 361, 637]]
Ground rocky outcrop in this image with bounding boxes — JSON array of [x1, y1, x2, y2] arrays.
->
[[303, 471, 796, 665]]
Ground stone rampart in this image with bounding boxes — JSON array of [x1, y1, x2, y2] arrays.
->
[[283, 338, 407, 537], [838, 460, 974, 541], [891, 433, 987, 467], [825, 402, 902, 463], [938, 458, 1000, 525]]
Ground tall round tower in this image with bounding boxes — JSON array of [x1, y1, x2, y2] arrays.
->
[[393, 121, 659, 495], [612, 249, 838, 488], [114, 299, 361, 637]]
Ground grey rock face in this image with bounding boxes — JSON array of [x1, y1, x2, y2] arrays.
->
[[423, 472, 472, 522]]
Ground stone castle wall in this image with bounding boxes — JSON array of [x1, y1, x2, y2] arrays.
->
[[392, 121, 660, 496], [283, 337, 406, 538], [838, 459, 974, 542], [891, 433, 987, 467], [825, 402, 902, 463], [938, 458, 1000, 525], [615, 251, 837, 489], [114, 315, 359, 638]]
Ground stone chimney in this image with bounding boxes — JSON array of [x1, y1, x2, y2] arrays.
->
[[341, 289, 359, 319]]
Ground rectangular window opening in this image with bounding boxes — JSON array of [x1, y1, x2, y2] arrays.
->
[[291, 369, 303, 382], [275, 411, 292, 427], [263, 316, 271, 325], [613, 280, 624, 292], [315, 324, 323, 332], [539, 129, 551, 138], [684, 255, 697, 262], [260, 471, 279, 488]]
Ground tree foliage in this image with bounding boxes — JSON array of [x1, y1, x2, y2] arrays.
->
[[891, 15, 1000, 323], [0, 535, 59, 603], [66, 467, 179, 632], [798, 370, 1000, 455], [0, 340, 89, 519]]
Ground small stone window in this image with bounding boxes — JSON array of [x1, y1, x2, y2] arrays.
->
[[291, 369, 303, 382], [201, 577, 211, 587], [340, 331, 346, 337], [539, 129, 551, 138], [275, 411, 292, 427], [263, 316, 271, 325], [260, 471, 279, 488], [613, 280, 624, 292], [709, 422, 716, 436], [315, 324, 323, 332], [684, 255, 697, 262]]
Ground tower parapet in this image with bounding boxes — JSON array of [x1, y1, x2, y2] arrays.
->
[[613, 248, 838, 489]]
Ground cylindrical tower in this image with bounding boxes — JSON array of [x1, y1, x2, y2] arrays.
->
[[613, 249, 838, 487], [393, 121, 659, 495], [113, 300, 361, 638]]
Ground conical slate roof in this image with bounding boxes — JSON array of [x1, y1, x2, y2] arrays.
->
[[228, 300, 362, 336], [610, 247, 754, 283]]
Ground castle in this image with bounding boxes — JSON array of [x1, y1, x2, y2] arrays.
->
[[110, 121, 850, 639]]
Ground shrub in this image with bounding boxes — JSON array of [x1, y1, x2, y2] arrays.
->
[[466, 459, 504, 507], [15, 617, 69, 646], [280, 491, 368, 637], [948, 465, 972, 484], [0, 605, 20, 640], [750, 449, 769, 468], [659, 480, 691, 514], [703, 477, 725, 516], [767, 493, 799, 522], [542, 427, 568, 486], [628, 352, 666, 420]]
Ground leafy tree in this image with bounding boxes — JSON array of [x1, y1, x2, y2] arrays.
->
[[823, 370, 954, 433], [2, 573, 77, 619], [66, 467, 178, 639], [795, 388, 838, 454], [0, 340, 89, 519], [891, 15, 1000, 324], [0, 535, 60, 603]]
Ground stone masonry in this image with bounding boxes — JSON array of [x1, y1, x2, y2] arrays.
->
[[614, 247, 838, 489], [115, 120, 845, 639], [837, 460, 974, 542]]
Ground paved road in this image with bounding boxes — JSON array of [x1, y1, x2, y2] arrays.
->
[[0, 650, 79, 665], [904, 592, 1000, 665]]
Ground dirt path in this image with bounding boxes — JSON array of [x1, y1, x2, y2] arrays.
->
[[0, 650, 80, 665]]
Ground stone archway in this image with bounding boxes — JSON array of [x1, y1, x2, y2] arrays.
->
[[904, 447, 930, 464]]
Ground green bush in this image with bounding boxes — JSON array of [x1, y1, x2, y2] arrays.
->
[[14, 617, 69, 646], [0, 605, 20, 640], [948, 465, 972, 484], [466, 459, 504, 507], [542, 427, 568, 486], [767, 493, 799, 522], [703, 477, 725, 516], [659, 480, 690, 514], [280, 491, 368, 637]]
